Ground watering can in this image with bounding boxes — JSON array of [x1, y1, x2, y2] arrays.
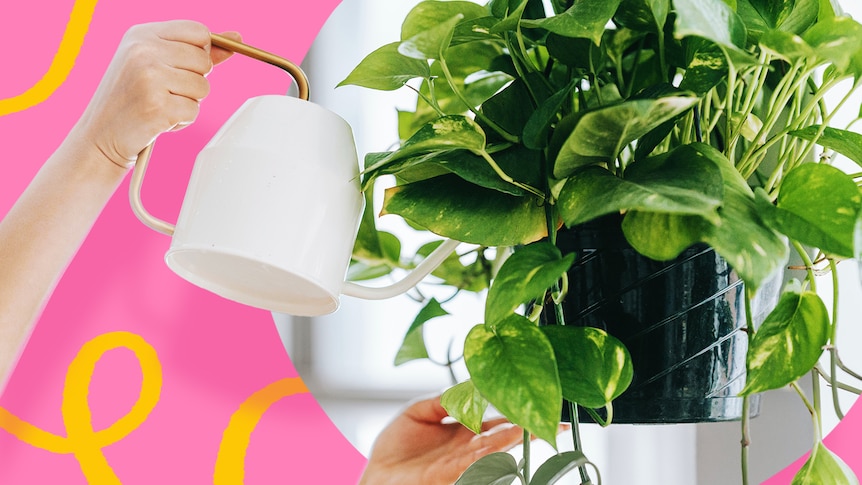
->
[[130, 34, 458, 316]]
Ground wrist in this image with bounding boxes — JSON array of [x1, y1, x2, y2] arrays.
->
[[64, 122, 137, 175]]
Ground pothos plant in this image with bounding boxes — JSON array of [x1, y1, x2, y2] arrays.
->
[[339, 0, 862, 483]]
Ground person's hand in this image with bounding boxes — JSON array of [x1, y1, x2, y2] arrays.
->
[[73, 20, 240, 169], [358, 395, 526, 485]]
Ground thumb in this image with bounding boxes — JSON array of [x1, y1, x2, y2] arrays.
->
[[210, 31, 242, 66]]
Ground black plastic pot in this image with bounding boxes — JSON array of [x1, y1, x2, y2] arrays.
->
[[547, 215, 780, 424]]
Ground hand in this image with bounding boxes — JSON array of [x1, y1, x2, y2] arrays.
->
[[358, 395, 525, 485], [0, 21, 241, 391], [73, 20, 240, 168]]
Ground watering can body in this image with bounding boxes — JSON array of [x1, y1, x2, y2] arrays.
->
[[165, 95, 363, 315], [131, 34, 457, 316]]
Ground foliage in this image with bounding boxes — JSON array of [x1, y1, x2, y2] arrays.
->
[[340, 0, 862, 482]]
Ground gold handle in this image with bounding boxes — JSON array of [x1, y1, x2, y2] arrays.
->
[[130, 33, 310, 236]]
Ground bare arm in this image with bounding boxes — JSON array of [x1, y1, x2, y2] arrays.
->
[[0, 20, 239, 391]]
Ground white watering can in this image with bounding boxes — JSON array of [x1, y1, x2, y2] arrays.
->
[[130, 34, 458, 316]]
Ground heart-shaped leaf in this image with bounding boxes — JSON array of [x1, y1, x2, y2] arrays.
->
[[541, 326, 633, 409], [741, 283, 830, 395], [485, 242, 575, 326], [465, 315, 562, 446], [441, 380, 489, 435], [337, 42, 431, 91], [792, 442, 859, 485]]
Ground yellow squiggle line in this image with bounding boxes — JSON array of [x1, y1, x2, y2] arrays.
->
[[0, 0, 99, 116], [213, 377, 310, 484], [0, 331, 162, 483]]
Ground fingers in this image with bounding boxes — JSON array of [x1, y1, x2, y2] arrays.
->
[[472, 422, 523, 455], [211, 31, 242, 66], [403, 394, 451, 424], [75, 20, 243, 166], [147, 19, 212, 48]]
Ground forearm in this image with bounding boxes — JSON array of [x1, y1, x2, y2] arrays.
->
[[0, 125, 128, 386]]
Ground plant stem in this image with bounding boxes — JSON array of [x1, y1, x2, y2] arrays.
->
[[791, 381, 822, 444], [791, 241, 816, 289], [826, 258, 845, 419], [523, 428, 531, 484], [477, 150, 546, 199], [741, 396, 751, 485], [541, 174, 592, 485], [741, 287, 756, 485]]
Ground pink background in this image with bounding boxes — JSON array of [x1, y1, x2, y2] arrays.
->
[[0, 0, 858, 483], [0, 0, 365, 483]]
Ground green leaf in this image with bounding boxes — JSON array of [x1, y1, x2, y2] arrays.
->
[[614, 0, 658, 32], [521, 0, 624, 45], [489, 0, 531, 34], [352, 188, 384, 263], [757, 164, 862, 258], [480, 74, 548, 139], [701, 187, 788, 291], [791, 126, 862, 169], [621, 211, 705, 260], [485, 242, 576, 326], [647, 0, 670, 30], [776, 0, 820, 35], [464, 315, 562, 446], [803, 16, 862, 77], [454, 452, 520, 485], [558, 146, 724, 226], [736, 0, 812, 43], [369, 143, 542, 197], [382, 174, 548, 246], [395, 298, 450, 366], [441, 380, 489, 434], [542, 326, 633, 409], [679, 43, 729, 94], [338, 42, 431, 91], [741, 284, 830, 395], [401, 1, 490, 41], [619, 144, 787, 289], [364, 115, 487, 182], [400, 14, 464, 61], [523, 80, 577, 149], [758, 30, 816, 64], [673, 0, 747, 50], [792, 442, 859, 485], [553, 96, 700, 177], [531, 451, 592, 485]]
